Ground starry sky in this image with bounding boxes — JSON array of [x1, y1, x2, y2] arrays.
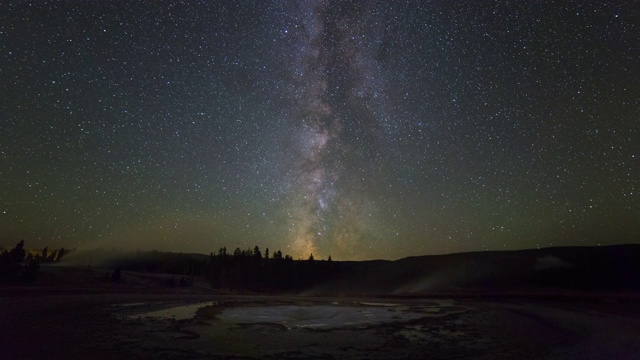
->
[[1, 1, 638, 260]]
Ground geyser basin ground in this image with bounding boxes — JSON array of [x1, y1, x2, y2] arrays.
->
[[118, 300, 461, 329], [3, 294, 640, 359], [110, 298, 475, 358]]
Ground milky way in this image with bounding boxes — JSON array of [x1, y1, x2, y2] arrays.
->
[[1, 1, 638, 259], [283, 1, 387, 257]]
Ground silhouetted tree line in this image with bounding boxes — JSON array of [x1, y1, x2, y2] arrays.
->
[[203, 246, 342, 292], [25, 246, 66, 263], [116, 250, 206, 276], [106, 246, 344, 291], [0, 240, 40, 283], [0, 241, 347, 291]]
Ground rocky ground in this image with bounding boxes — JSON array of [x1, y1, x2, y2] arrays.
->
[[2, 267, 640, 359]]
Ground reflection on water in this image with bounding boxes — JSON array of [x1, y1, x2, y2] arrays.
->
[[114, 299, 466, 329], [358, 302, 401, 307], [218, 305, 427, 329], [121, 301, 216, 320]]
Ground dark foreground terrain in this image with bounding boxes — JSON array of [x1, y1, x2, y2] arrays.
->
[[2, 244, 640, 359], [2, 288, 640, 359]]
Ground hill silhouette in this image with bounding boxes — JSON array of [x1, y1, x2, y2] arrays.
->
[[308, 244, 640, 296], [7, 241, 640, 297]]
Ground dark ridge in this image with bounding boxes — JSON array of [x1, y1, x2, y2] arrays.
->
[[4, 241, 640, 296]]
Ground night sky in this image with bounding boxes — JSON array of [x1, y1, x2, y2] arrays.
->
[[1, 1, 638, 260]]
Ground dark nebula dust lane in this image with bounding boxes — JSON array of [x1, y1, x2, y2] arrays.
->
[[0, 1, 638, 259]]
